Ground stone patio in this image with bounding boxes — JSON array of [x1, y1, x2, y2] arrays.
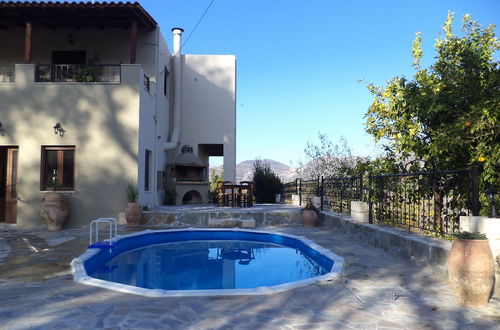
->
[[1, 213, 499, 329]]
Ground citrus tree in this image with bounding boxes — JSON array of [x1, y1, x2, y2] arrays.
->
[[365, 13, 499, 186]]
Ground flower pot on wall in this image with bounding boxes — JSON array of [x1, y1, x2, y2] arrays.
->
[[302, 210, 319, 227], [125, 202, 142, 227], [40, 193, 69, 231], [447, 239, 495, 307]]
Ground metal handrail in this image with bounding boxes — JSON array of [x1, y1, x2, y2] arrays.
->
[[35, 64, 121, 83]]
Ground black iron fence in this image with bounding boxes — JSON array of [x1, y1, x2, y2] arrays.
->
[[300, 178, 320, 205], [284, 166, 479, 237], [283, 179, 298, 204], [35, 64, 121, 83], [369, 168, 479, 236], [321, 175, 364, 214], [283, 175, 364, 214]]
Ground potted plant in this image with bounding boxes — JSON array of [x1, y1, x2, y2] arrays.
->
[[40, 176, 69, 231], [125, 182, 141, 227], [447, 231, 495, 307], [301, 200, 320, 227]]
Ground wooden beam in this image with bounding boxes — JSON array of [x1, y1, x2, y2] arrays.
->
[[129, 20, 137, 64], [24, 22, 32, 64]]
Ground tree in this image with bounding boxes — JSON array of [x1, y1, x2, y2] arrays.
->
[[209, 168, 223, 203], [365, 13, 499, 187], [298, 133, 363, 179], [252, 159, 283, 203]]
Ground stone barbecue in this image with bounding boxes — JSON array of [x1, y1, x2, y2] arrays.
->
[[166, 145, 209, 205]]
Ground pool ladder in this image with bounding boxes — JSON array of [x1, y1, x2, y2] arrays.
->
[[88, 218, 117, 249]]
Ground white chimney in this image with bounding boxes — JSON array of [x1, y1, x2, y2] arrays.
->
[[164, 27, 184, 151], [172, 27, 183, 55]]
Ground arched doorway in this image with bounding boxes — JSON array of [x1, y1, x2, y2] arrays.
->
[[182, 190, 203, 204]]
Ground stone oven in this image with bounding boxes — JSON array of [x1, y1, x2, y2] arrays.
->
[[166, 145, 209, 205]]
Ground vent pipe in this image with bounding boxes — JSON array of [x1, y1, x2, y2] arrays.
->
[[164, 27, 184, 151]]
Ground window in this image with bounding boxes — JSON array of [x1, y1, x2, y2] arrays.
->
[[163, 66, 169, 97], [41, 146, 75, 191], [144, 149, 151, 191]]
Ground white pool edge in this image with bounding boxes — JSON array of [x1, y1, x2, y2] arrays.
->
[[71, 227, 345, 297]]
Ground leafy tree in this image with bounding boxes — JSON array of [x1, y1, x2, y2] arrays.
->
[[252, 159, 283, 203], [365, 13, 499, 188], [209, 168, 222, 203], [298, 132, 363, 179]]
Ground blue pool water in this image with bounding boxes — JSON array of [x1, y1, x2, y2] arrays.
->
[[91, 240, 329, 290]]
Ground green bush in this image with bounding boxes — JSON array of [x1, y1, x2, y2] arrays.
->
[[252, 159, 283, 203], [451, 231, 487, 240]]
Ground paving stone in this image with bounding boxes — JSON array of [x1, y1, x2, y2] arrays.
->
[[1, 221, 499, 329]]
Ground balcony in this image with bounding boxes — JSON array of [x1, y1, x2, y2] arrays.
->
[[0, 65, 15, 83], [35, 64, 121, 83]]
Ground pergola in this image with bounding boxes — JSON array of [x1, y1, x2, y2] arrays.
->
[[0, 1, 158, 64]]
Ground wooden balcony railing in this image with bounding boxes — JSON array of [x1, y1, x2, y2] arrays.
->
[[35, 64, 121, 83]]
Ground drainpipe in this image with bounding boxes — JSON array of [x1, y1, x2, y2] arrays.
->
[[164, 27, 184, 151]]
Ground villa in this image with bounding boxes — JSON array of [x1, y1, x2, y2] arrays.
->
[[0, 1, 237, 228]]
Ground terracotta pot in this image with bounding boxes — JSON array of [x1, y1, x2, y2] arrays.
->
[[302, 210, 319, 227], [447, 239, 495, 307], [40, 193, 69, 231], [125, 203, 142, 227]]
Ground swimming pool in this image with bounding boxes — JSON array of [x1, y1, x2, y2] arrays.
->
[[72, 228, 344, 297]]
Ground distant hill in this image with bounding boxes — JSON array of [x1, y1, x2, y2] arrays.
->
[[210, 159, 298, 183]]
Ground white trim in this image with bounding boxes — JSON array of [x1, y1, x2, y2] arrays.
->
[[71, 228, 345, 297]]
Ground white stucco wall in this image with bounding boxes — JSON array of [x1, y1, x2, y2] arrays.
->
[[179, 54, 236, 181], [153, 32, 173, 206], [0, 64, 143, 228]]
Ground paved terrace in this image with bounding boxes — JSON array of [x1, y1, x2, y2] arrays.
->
[[1, 205, 499, 329]]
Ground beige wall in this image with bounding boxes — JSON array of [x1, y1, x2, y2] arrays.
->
[[0, 64, 143, 228], [178, 55, 237, 181]]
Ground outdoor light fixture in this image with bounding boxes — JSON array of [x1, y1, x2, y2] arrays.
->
[[0, 122, 4, 136], [485, 184, 498, 218], [53, 122, 65, 137]]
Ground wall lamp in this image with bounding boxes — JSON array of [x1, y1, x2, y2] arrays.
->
[[53, 122, 65, 137], [485, 184, 498, 218], [0, 122, 4, 136]]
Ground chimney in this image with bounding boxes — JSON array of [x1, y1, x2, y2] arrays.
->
[[172, 27, 184, 56], [164, 27, 184, 151]]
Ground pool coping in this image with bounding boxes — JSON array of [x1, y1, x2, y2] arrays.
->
[[71, 227, 345, 297]]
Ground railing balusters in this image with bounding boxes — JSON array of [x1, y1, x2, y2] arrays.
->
[[35, 64, 121, 83]]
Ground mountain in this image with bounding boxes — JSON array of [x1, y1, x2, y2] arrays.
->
[[210, 159, 298, 183]]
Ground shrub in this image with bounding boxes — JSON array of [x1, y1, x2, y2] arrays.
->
[[252, 159, 283, 203], [451, 231, 487, 240]]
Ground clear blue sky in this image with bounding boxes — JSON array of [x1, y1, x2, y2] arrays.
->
[[139, 0, 499, 166]]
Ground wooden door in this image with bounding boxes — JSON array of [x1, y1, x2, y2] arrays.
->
[[0, 147, 18, 223]]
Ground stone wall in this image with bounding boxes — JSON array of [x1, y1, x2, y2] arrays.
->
[[321, 211, 451, 274]]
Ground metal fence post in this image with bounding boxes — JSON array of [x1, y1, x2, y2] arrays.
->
[[471, 165, 480, 216], [340, 180, 344, 214], [359, 172, 364, 201], [368, 173, 373, 224], [320, 176, 324, 211], [299, 179, 302, 206]]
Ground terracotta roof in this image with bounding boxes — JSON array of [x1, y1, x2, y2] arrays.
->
[[0, 1, 157, 30]]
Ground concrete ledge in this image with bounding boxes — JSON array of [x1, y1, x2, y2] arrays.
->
[[141, 205, 302, 228], [321, 211, 452, 274], [207, 218, 256, 228]]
